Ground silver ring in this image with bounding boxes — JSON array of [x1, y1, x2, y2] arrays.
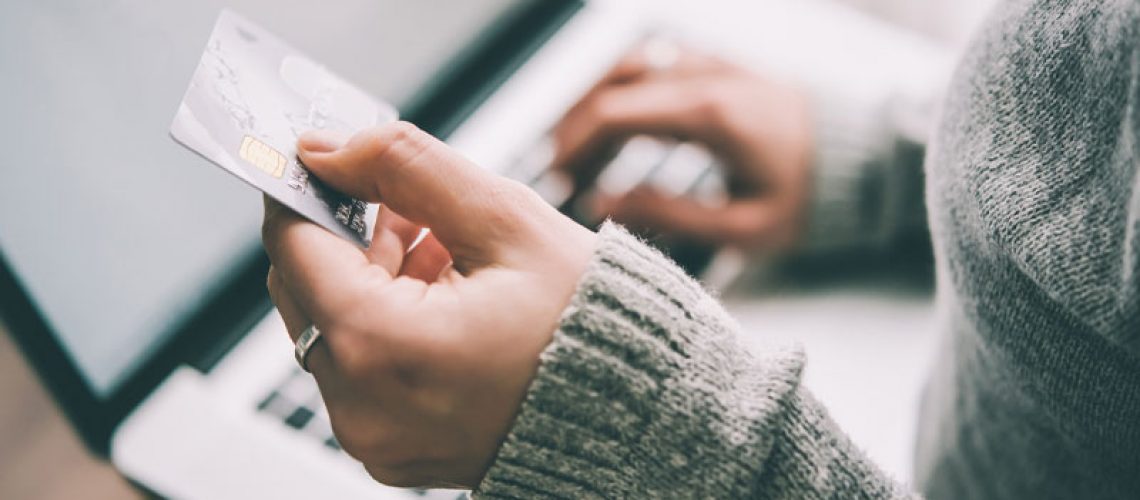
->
[[294, 324, 323, 373]]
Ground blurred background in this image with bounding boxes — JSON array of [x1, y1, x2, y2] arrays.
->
[[0, 0, 993, 498]]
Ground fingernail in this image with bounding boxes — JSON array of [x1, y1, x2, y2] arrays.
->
[[298, 130, 347, 153]]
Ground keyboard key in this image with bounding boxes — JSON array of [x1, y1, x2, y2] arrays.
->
[[284, 406, 315, 429], [505, 137, 556, 183], [529, 170, 573, 207], [259, 390, 301, 419], [257, 390, 279, 411], [595, 136, 672, 197], [649, 142, 714, 197]]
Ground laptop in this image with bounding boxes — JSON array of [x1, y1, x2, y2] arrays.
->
[[0, 0, 736, 498]]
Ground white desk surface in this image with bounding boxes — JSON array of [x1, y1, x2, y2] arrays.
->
[[723, 251, 938, 484]]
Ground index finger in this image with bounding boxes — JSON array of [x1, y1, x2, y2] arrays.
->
[[261, 196, 380, 326], [552, 79, 721, 174]]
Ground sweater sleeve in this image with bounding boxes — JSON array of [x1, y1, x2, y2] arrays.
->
[[801, 87, 934, 253], [475, 222, 918, 499]]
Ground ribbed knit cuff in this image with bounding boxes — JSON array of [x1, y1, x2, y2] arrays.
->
[[803, 89, 891, 253], [474, 222, 807, 498]]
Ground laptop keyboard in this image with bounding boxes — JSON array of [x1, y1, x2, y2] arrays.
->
[[257, 369, 470, 498], [504, 134, 729, 276], [257, 367, 342, 451], [502, 134, 727, 219]]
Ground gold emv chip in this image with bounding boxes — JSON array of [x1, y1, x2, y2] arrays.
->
[[239, 135, 286, 178]]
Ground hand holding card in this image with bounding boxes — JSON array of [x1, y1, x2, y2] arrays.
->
[[262, 121, 597, 488], [171, 9, 397, 247]]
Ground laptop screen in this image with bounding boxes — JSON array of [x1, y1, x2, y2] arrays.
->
[[0, 0, 522, 397]]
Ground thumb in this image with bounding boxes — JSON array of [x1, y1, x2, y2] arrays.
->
[[297, 121, 535, 267]]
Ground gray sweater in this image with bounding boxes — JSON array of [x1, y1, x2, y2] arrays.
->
[[476, 0, 1140, 498]]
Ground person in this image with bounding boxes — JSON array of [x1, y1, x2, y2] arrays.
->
[[260, 0, 1140, 497]]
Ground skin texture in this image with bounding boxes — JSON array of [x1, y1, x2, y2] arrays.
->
[[553, 45, 815, 252], [262, 122, 596, 489]]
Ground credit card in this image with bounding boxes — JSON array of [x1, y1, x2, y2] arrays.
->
[[171, 9, 397, 247]]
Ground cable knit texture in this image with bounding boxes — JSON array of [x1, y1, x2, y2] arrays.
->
[[475, 223, 914, 499]]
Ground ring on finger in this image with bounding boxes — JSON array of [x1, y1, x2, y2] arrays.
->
[[294, 324, 323, 373]]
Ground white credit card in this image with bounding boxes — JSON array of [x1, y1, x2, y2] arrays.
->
[[171, 9, 398, 247]]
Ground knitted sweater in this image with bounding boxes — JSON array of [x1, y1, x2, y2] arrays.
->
[[476, 0, 1140, 498], [914, 1, 1140, 498], [477, 222, 915, 498]]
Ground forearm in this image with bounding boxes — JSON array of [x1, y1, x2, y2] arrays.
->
[[476, 223, 916, 498]]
